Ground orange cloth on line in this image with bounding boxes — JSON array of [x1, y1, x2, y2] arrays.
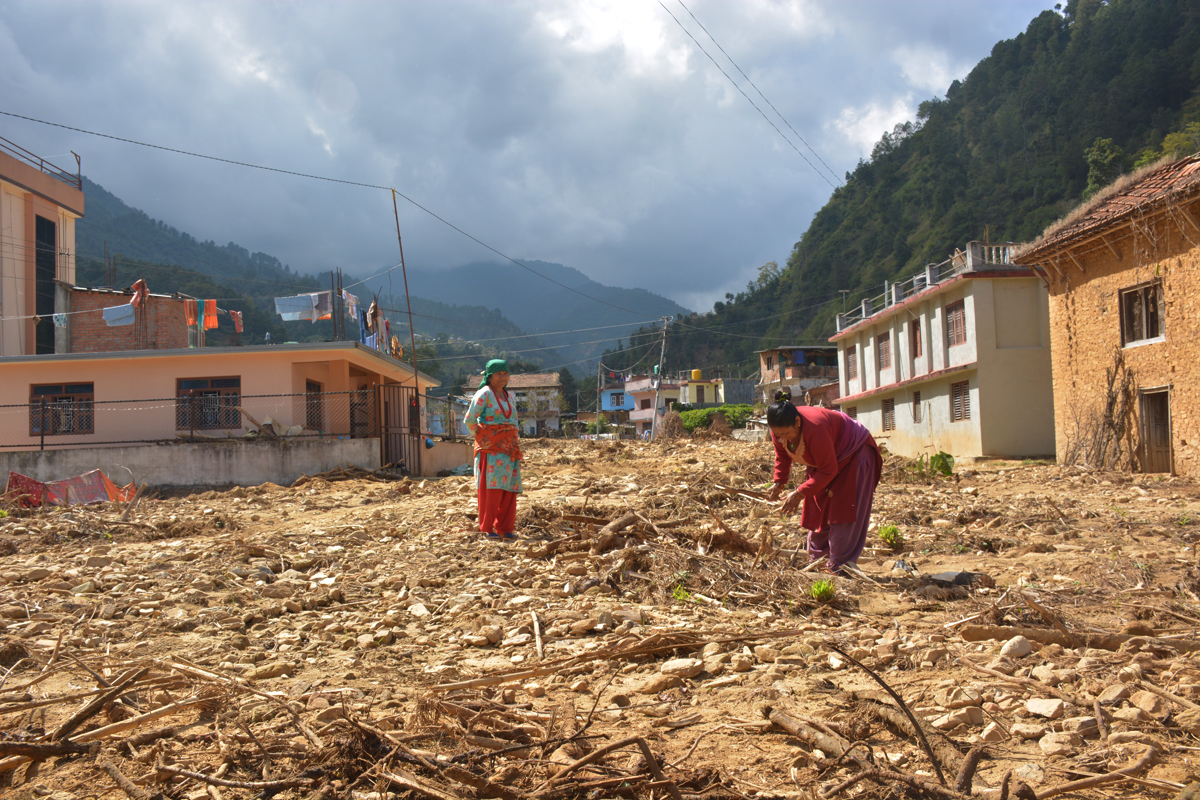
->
[[474, 423, 523, 462], [130, 279, 149, 309], [203, 299, 218, 330], [231, 310, 243, 333], [184, 298, 198, 325]]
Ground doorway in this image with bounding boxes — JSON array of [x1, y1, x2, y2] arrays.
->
[[1140, 389, 1172, 473]]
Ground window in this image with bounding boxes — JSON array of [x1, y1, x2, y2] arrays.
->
[[912, 391, 922, 423], [306, 380, 324, 430], [611, 392, 624, 407], [878, 332, 891, 369], [29, 383, 94, 436], [640, 399, 651, 410], [882, 398, 896, 431], [950, 380, 971, 422], [846, 349, 858, 380], [1120, 280, 1164, 345], [845, 406, 858, 420], [946, 300, 967, 346], [909, 319, 922, 359], [766, 356, 774, 371], [176, 377, 241, 430]]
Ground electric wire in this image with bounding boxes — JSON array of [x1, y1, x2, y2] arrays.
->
[[675, 0, 843, 187]]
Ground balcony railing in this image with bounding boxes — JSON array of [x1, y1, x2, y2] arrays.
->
[[835, 241, 1022, 332], [0, 136, 82, 190]]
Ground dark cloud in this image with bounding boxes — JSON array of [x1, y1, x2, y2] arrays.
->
[[0, 0, 1054, 312]]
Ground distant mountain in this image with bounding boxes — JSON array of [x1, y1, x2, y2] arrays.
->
[[401, 260, 691, 362]]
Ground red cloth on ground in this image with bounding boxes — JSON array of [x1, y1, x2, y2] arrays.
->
[[771, 406, 882, 531], [184, 299, 198, 325], [5, 470, 134, 508], [477, 484, 517, 535], [203, 300, 219, 330]]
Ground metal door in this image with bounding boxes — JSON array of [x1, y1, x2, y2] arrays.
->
[[378, 384, 421, 475], [1140, 390, 1172, 473]]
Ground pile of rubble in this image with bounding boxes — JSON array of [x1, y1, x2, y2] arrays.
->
[[1, 437, 1199, 799]]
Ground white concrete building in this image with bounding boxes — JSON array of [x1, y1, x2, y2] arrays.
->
[[831, 242, 1054, 460]]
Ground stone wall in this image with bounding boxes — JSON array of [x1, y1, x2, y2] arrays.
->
[[1046, 212, 1198, 474]]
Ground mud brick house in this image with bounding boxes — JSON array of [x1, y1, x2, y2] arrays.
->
[[755, 346, 839, 404], [0, 137, 83, 357], [831, 242, 1054, 460], [1014, 155, 1200, 475]]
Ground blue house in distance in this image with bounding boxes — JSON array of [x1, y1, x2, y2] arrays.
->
[[600, 385, 635, 425]]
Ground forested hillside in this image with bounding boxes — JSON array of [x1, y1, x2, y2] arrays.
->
[[649, 0, 1200, 377]]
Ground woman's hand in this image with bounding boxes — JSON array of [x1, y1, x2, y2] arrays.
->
[[780, 489, 803, 516], [766, 482, 785, 501]]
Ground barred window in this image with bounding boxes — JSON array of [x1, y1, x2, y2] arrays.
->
[[176, 377, 241, 430], [910, 319, 922, 359], [950, 380, 971, 422], [946, 300, 967, 346], [878, 331, 891, 369], [29, 383, 94, 436], [845, 406, 858, 420], [846, 349, 858, 380], [912, 390, 922, 423], [882, 398, 896, 431]]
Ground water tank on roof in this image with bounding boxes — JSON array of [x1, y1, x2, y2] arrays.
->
[[691, 369, 702, 381]]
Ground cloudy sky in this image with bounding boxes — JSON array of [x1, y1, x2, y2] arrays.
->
[[2, 0, 1053, 313]]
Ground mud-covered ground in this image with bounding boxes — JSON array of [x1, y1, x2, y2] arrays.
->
[[2, 436, 1199, 800]]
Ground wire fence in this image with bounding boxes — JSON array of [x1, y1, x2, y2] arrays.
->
[[3, 390, 390, 450]]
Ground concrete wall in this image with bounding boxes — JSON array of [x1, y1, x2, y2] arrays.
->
[[421, 440, 471, 477], [0, 438, 380, 487], [1040, 211, 1200, 474]]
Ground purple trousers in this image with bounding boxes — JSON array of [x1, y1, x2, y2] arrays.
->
[[807, 444, 878, 569]]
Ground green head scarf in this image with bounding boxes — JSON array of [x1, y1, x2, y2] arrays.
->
[[479, 359, 510, 389]]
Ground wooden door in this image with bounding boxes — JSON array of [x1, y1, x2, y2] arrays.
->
[[1141, 390, 1172, 473]]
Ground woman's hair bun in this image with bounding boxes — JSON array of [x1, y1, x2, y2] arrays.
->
[[774, 389, 792, 403]]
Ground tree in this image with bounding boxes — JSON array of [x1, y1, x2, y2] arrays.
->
[[559, 367, 579, 412], [1084, 138, 1125, 199]]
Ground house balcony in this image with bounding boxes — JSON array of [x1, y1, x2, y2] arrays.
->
[[629, 407, 657, 422]]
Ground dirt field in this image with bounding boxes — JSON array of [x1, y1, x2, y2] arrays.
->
[[2, 436, 1199, 800]]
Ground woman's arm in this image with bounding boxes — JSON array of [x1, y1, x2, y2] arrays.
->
[[464, 389, 487, 433], [767, 432, 792, 499], [795, 417, 839, 497]]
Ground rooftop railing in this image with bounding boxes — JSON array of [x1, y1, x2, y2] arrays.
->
[[835, 241, 1022, 332], [0, 136, 82, 190]]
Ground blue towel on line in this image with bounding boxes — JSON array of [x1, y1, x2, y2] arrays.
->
[[102, 303, 135, 327]]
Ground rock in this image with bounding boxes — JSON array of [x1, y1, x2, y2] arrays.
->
[[409, 603, 430, 617], [1026, 698, 1065, 719], [1014, 763, 1044, 784], [1107, 731, 1165, 753], [980, 722, 1005, 742], [1038, 731, 1080, 756], [753, 645, 780, 662], [936, 687, 981, 709], [247, 662, 291, 680], [636, 674, 683, 694], [730, 654, 754, 672], [1012, 722, 1046, 740], [481, 625, 502, 644], [356, 633, 378, 649], [1111, 706, 1152, 723], [702, 642, 724, 658], [1031, 665, 1059, 685], [1122, 621, 1155, 636], [1176, 708, 1200, 736], [1097, 684, 1130, 703], [827, 653, 846, 670], [1131, 690, 1167, 716], [661, 658, 703, 678], [1000, 636, 1032, 658], [524, 682, 545, 698], [463, 634, 491, 647], [569, 679, 590, 693], [931, 706, 982, 730], [1061, 716, 1098, 737]]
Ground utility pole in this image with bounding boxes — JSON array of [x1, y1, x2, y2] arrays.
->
[[650, 318, 669, 442]]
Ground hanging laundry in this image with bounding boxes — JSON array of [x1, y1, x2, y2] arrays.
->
[[390, 336, 403, 360], [358, 309, 369, 343], [52, 313, 67, 328], [203, 300, 219, 330], [274, 294, 318, 322], [366, 300, 379, 331], [230, 311, 243, 334], [342, 290, 359, 318], [184, 298, 198, 326], [314, 291, 333, 321], [103, 303, 135, 327], [384, 319, 390, 349], [364, 333, 377, 350], [130, 279, 149, 309]]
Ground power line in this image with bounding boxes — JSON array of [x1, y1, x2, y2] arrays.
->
[[656, 1, 837, 190], [1, 110, 665, 321], [674, 0, 843, 187]]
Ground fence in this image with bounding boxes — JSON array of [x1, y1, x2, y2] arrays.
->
[[1, 390, 384, 450], [0, 135, 82, 190]]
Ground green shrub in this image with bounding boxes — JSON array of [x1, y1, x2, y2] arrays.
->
[[878, 523, 904, 551], [678, 404, 754, 433], [809, 578, 836, 602]]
